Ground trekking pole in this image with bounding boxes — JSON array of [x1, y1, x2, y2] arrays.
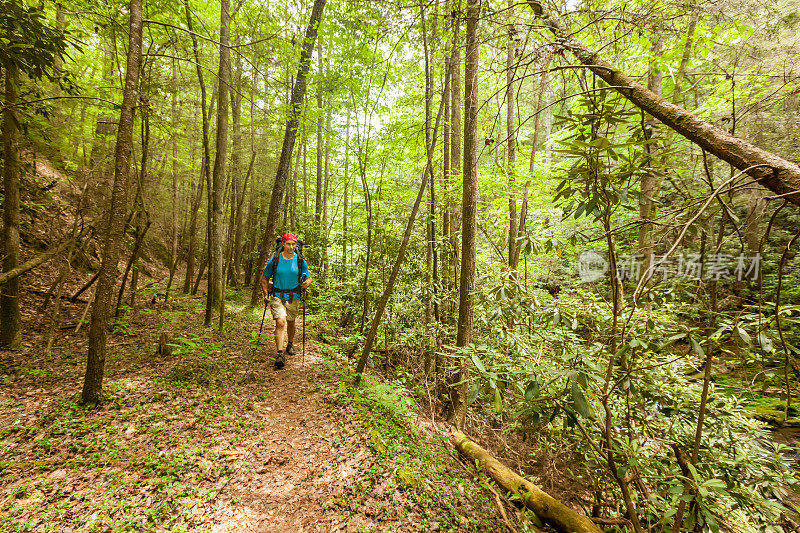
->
[[302, 282, 307, 365], [259, 298, 267, 345]]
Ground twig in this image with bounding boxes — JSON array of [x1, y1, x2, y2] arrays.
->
[[484, 480, 520, 533]]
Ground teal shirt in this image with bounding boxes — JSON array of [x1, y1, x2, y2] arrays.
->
[[262, 253, 310, 300]]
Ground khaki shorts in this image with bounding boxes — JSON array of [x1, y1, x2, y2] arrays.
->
[[269, 296, 300, 321]]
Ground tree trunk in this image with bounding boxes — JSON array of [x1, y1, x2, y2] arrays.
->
[[303, 116, 309, 213], [193, 250, 207, 295], [448, 7, 462, 322], [208, 0, 231, 327], [639, 36, 664, 281], [82, 0, 143, 405], [226, 35, 243, 287], [115, 218, 151, 317], [315, 38, 324, 225], [506, 6, 519, 272], [343, 105, 351, 275], [512, 54, 550, 271], [165, 57, 180, 301], [441, 16, 451, 332], [453, 432, 603, 533], [232, 152, 255, 285], [447, 0, 480, 430], [184, 1, 213, 296], [182, 156, 205, 293], [323, 86, 332, 280], [291, 126, 301, 232], [357, 134, 373, 333], [249, 0, 327, 306], [421, 5, 436, 363], [115, 97, 151, 316], [529, 1, 800, 205], [0, 63, 21, 347], [235, 63, 259, 284]]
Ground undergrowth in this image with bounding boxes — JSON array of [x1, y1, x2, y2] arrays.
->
[[318, 361, 510, 532]]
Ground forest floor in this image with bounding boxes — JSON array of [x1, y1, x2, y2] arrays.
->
[[0, 284, 519, 532]]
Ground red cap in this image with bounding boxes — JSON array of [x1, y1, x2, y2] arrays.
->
[[281, 233, 298, 243]]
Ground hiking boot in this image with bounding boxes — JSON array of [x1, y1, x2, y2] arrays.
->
[[274, 351, 285, 369], [286, 342, 296, 356]]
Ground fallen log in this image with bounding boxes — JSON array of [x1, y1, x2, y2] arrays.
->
[[0, 237, 78, 286], [452, 431, 603, 533]]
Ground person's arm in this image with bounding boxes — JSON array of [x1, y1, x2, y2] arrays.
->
[[260, 274, 271, 300], [301, 261, 312, 288], [260, 259, 274, 300]]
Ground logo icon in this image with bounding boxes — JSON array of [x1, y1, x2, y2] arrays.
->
[[577, 251, 608, 282]]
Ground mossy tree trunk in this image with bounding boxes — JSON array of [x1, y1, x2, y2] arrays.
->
[[208, 0, 231, 327], [453, 432, 603, 533], [446, 0, 480, 430]]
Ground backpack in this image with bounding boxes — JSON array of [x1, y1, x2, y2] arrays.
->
[[267, 237, 306, 301]]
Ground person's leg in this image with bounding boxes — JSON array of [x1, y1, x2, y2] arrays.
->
[[269, 297, 288, 353], [274, 317, 286, 352], [287, 319, 296, 343], [285, 301, 299, 346]]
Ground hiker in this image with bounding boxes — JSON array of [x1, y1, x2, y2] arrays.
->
[[260, 233, 312, 368]]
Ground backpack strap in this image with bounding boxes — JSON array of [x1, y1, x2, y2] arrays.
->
[[296, 252, 305, 285], [268, 252, 280, 296], [270, 251, 306, 302]]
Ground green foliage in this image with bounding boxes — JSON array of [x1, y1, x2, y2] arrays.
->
[[321, 364, 507, 531], [164, 360, 221, 388], [552, 89, 650, 224], [0, 0, 75, 88]]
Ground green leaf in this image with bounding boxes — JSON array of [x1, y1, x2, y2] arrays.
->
[[571, 383, 594, 418], [524, 378, 540, 401], [659, 333, 686, 349], [701, 478, 727, 489], [493, 387, 503, 413], [758, 333, 775, 353], [690, 336, 705, 357], [467, 383, 479, 405], [734, 326, 751, 345], [471, 353, 486, 374]]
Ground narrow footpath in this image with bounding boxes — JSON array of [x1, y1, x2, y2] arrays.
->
[[0, 291, 508, 532]]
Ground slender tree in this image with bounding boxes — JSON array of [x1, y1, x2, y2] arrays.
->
[[506, 2, 519, 272], [165, 57, 181, 301], [448, 6, 462, 319], [250, 0, 327, 306], [208, 0, 231, 327], [447, 0, 480, 430], [1, 61, 21, 348], [82, 0, 143, 404], [184, 1, 213, 295], [315, 39, 324, 225]]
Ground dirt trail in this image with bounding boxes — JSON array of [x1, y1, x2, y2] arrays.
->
[[209, 347, 378, 532], [0, 293, 507, 532]]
